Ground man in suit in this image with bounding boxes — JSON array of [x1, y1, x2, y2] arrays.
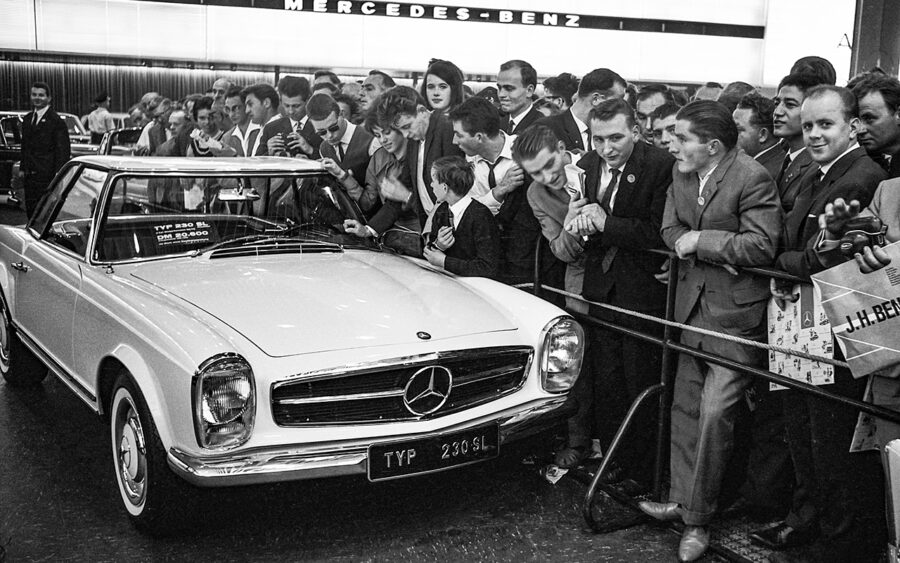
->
[[564, 98, 674, 481], [21, 81, 70, 217], [751, 86, 886, 552], [308, 93, 377, 184], [635, 84, 674, 144], [535, 68, 627, 153], [497, 60, 543, 135], [447, 97, 560, 286], [260, 76, 322, 159], [640, 100, 782, 562], [850, 73, 900, 178], [773, 73, 826, 212], [242, 83, 282, 157], [355, 86, 464, 236], [734, 92, 787, 180]]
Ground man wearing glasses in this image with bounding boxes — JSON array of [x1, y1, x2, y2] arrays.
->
[[308, 93, 378, 191]]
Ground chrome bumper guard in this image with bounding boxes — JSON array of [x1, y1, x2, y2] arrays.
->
[[168, 396, 569, 487]]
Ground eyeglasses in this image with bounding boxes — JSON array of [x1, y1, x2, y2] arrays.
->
[[315, 123, 341, 136]]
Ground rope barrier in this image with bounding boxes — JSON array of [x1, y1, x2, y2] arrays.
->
[[516, 283, 850, 370]]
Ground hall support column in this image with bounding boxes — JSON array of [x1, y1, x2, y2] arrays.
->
[[851, 0, 900, 76]]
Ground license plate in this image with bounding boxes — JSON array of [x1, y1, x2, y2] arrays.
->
[[367, 424, 499, 482]]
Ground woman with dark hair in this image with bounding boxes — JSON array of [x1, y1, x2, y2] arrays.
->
[[419, 59, 466, 114]]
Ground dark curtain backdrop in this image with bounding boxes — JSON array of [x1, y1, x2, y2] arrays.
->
[[0, 60, 276, 116]]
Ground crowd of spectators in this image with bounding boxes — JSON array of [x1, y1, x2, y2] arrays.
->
[[21, 53, 900, 561]]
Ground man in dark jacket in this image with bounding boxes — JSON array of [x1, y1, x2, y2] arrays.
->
[[21, 81, 70, 217]]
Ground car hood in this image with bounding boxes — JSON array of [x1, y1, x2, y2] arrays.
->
[[128, 251, 517, 357]]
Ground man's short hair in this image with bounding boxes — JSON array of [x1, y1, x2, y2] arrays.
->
[[676, 100, 739, 151], [277, 75, 311, 101], [432, 156, 474, 197], [777, 73, 824, 95], [636, 83, 674, 105], [511, 124, 561, 163], [368, 70, 396, 89], [650, 102, 681, 123], [192, 96, 214, 121], [577, 68, 626, 98], [588, 98, 636, 128], [850, 73, 900, 114], [242, 83, 279, 110], [374, 86, 425, 131], [224, 86, 245, 102], [543, 72, 579, 101], [334, 92, 358, 118], [93, 91, 109, 104], [499, 60, 537, 89], [790, 56, 837, 86], [314, 70, 341, 86], [32, 81, 51, 96], [306, 92, 341, 121], [804, 85, 859, 122], [717, 81, 757, 113], [736, 92, 776, 132], [312, 82, 338, 95], [448, 97, 501, 137]]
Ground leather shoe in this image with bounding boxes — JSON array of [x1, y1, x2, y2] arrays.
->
[[638, 501, 682, 522], [678, 526, 709, 562], [750, 521, 818, 550]]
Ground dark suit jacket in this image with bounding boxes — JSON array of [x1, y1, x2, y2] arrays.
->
[[871, 148, 900, 179], [505, 105, 544, 135], [368, 111, 463, 234], [438, 199, 501, 279], [774, 146, 886, 278], [661, 148, 782, 332], [579, 142, 674, 311], [778, 147, 815, 213], [534, 110, 585, 152], [21, 108, 70, 180], [320, 124, 373, 184], [755, 142, 788, 181], [258, 116, 323, 158]]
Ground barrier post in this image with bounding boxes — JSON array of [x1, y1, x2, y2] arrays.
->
[[654, 257, 679, 500]]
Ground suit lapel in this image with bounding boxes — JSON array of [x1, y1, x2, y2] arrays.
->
[[576, 152, 601, 202], [696, 148, 739, 223], [563, 111, 584, 151], [614, 142, 644, 213]]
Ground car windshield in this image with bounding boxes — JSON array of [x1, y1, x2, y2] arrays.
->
[[93, 172, 379, 262]]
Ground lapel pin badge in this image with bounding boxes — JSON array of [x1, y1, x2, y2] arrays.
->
[[626, 174, 635, 183], [697, 196, 705, 206]]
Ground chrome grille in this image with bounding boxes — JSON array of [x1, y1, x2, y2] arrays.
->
[[271, 347, 533, 426]]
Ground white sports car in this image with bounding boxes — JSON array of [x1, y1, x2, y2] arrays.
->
[[0, 156, 584, 534]]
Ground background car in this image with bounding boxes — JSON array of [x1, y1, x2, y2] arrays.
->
[[0, 155, 584, 535]]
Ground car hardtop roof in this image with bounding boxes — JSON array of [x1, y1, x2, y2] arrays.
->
[[73, 155, 327, 174]]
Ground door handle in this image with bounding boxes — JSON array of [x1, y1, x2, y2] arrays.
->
[[11, 262, 30, 272]]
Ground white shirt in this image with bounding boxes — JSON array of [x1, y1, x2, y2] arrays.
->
[[32, 106, 50, 125], [88, 106, 114, 134], [698, 165, 718, 196], [415, 140, 434, 215], [467, 132, 515, 215], [597, 154, 632, 211], [332, 121, 356, 158], [787, 146, 805, 163], [228, 122, 261, 157], [509, 103, 533, 131], [754, 142, 783, 162], [448, 194, 474, 226], [819, 142, 860, 177]]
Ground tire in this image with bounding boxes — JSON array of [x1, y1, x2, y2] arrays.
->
[[0, 291, 47, 387], [109, 372, 196, 535]]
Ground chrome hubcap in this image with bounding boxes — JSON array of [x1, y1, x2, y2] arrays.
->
[[115, 398, 146, 505]]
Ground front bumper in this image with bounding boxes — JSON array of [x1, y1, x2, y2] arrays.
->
[[168, 396, 571, 487]]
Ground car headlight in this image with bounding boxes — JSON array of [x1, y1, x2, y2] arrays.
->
[[192, 353, 256, 450], [539, 317, 585, 393]]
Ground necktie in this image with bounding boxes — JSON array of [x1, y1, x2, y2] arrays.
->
[[508, 117, 515, 134], [584, 129, 592, 151], [776, 154, 791, 186], [337, 142, 345, 162], [486, 159, 500, 189], [599, 169, 620, 213], [881, 154, 893, 173], [32, 112, 38, 126]]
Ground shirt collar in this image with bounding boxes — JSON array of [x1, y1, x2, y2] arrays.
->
[[510, 104, 533, 128], [754, 142, 782, 161], [34, 106, 50, 121], [338, 121, 355, 146], [448, 194, 473, 222], [571, 108, 588, 135], [788, 146, 805, 162], [265, 114, 281, 126], [472, 132, 515, 164], [819, 142, 860, 176]]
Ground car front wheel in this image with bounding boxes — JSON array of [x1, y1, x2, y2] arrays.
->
[[110, 372, 195, 535], [0, 292, 47, 387]]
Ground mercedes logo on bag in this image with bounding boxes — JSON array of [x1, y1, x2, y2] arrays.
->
[[403, 366, 453, 416]]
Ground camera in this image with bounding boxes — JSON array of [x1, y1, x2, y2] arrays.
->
[[839, 215, 887, 257], [281, 132, 301, 156]]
